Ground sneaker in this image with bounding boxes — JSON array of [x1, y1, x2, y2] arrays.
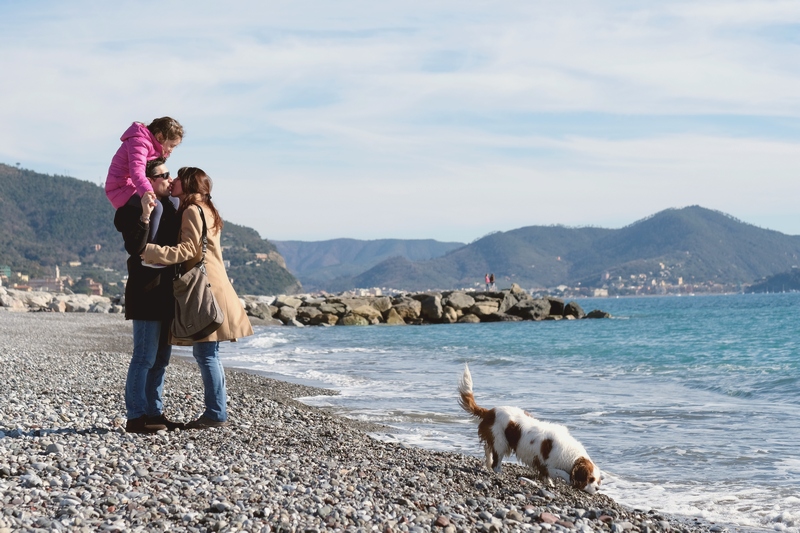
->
[[146, 414, 186, 431], [186, 416, 230, 429], [126, 415, 167, 434]]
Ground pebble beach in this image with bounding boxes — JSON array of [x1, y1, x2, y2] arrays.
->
[[0, 312, 722, 533]]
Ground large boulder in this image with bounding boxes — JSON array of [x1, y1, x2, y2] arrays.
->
[[420, 295, 443, 322], [468, 300, 500, 318], [247, 302, 275, 320], [442, 291, 475, 311], [564, 301, 586, 319], [277, 306, 298, 324], [312, 313, 340, 326], [329, 297, 369, 311], [482, 312, 524, 322], [65, 295, 93, 313], [338, 313, 369, 326], [296, 306, 322, 324], [507, 298, 551, 321], [458, 313, 481, 324], [20, 291, 51, 309], [301, 297, 326, 307], [497, 293, 519, 314], [352, 305, 382, 322], [546, 297, 565, 316], [248, 315, 284, 327], [384, 308, 406, 325], [0, 293, 26, 311], [509, 283, 528, 296], [319, 302, 348, 316], [586, 309, 612, 319], [243, 295, 276, 310], [89, 301, 112, 313], [369, 297, 393, 314], [441, 306, 458, 324], [275, 295, 303, 309], [392, 298, 422, 321]]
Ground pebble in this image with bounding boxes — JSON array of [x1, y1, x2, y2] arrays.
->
[[0, 312, 723, 532]]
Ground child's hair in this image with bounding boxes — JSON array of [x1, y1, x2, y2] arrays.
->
[[147, 117, 184, 142], [176, 167, 223, 232], [145, 157, 167, 178]]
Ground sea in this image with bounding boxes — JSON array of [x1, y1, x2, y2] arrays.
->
[[195, 292, 800, 532]]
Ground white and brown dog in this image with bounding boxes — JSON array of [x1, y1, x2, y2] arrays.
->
[[458, 364, 602, 494]]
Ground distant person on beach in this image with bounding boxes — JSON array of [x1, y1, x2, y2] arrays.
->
[[114, 157, 183, 434], [142, 167, 253, 430], [485, 273, 490, 291], [106, 117, 183, 242], [490, 273, 496, 290]]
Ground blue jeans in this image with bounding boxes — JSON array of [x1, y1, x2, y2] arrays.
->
[[126, 320, 172, 419], [193, 341, 227, 422]]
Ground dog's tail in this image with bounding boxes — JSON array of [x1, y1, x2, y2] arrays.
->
[[458, 364, 492, 419]]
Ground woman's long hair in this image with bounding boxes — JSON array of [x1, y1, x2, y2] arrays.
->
[[176, 167, 224, 232]]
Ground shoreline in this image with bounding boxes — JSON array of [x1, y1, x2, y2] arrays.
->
[[0, 313, 722, 532]]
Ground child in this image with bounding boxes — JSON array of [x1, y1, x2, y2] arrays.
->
[[106, 117, 184, 239]]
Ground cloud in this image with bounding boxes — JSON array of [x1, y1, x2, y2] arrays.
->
[[1, 1, 799, 241]]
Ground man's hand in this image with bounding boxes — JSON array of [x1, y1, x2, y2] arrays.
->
[[141, 191, 157, 218]]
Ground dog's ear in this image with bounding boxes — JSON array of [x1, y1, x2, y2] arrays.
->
[[570, 457, 594, 489]]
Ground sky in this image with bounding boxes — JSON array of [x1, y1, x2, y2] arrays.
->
[[1, 1, 799, 243]]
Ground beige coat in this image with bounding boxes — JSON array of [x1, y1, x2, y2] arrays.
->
[[143, 203, 254, 345]]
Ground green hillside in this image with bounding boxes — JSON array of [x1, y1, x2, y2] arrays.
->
[[746, 268, 800, 293], [337, 207, 800, 292], [0, 163, 300, 295]]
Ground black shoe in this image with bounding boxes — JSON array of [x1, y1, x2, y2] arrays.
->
[[146, 414, 186, 431], [186, 416, 230, 430], [126, 415, 167, 434]]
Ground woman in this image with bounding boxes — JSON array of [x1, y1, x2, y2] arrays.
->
[[142, 167, 253, 429]]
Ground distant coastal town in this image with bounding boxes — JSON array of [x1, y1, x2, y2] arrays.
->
[[0, 262, 773, 301]]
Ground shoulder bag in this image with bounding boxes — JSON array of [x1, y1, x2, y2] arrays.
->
[[171, 206, 225, 340]]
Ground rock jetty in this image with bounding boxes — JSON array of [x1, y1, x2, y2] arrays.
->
[[242, 284, 612, 327], [0, 285, 612, 327], [0, 287, 122, 314]]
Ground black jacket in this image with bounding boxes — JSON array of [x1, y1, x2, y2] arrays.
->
[[114, 197, 180, 321]]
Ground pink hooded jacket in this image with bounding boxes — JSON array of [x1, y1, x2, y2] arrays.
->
[[105, 122, 164, 209]]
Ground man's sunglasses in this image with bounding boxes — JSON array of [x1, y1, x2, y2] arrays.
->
[[151, 171, 170, 180]]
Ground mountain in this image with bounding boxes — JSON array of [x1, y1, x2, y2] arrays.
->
[[5, 163, 799, 296], [746, 268, 800, 293], [327, 207, 800, 292], [0, 163, 300, 295], [273, 238, 464, 290]]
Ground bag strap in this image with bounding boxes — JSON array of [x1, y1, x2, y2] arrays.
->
[[196, 205, 209, 263], [175, 205, 210, 279]]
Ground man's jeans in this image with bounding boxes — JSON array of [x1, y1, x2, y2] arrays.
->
[[193, 341, 227, 422], [125, 320, 172, 419]]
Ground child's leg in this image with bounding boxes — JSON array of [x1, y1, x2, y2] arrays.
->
[[126, 193, 142, 207], [148, 201, 164, 242]]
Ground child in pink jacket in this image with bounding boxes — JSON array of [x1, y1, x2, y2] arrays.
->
[[106, 117, 183, 239]]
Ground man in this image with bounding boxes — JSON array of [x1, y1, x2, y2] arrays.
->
[[114, 157, 183, 433]]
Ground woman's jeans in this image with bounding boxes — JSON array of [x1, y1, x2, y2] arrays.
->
[[193, 341, 227, 422], [125, 320, 172, 419]]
